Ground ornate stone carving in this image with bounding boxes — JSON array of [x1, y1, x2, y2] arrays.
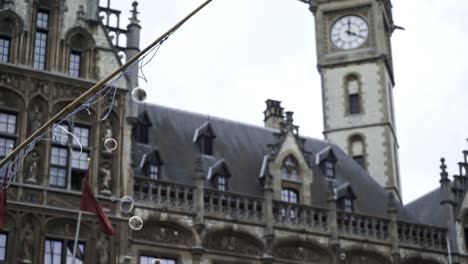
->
[[25, 150, 39, 184], [29, 104, 44, 135], [30, 78, 50, 97], [132, 222, 194, 246], [20, 189, 43, 204], [19, 221, 34, 262], [204, 231, 262, 256], [0, 72, 25, 93], [99, 163, 112, 195], [274, 243, 324, 263], [96, 233, 109, 264]]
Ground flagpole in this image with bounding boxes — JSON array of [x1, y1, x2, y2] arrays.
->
[[72, 210, 82, 264]]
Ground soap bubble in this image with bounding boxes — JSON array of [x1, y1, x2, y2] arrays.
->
[[104, 138, 117, 151], [120, 196, 134, 213], [132, 87, 147, 103], [128, 216, 143, 231], [152, 259, 161, 264]]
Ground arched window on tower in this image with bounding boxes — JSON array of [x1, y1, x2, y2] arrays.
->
[[349, 134, 366, 169], [346, 75, 361, 114], [281, 155, 300, 181]]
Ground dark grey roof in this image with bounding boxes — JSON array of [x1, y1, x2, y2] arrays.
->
[[404, 188, 445, 226], [132, 103, 419, 223]]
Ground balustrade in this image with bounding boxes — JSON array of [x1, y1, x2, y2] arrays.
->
[[273, 201, 328, 231], [337, 211, 389, 241], [203, 189, 264, 222], [133, 176, 195, 212], [398, 222, 447, 250]]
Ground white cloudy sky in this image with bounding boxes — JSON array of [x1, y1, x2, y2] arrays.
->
[[111, 0, 468, 204]]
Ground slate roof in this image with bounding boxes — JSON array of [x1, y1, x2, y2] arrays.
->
[[132, 103, 420, 223], [404, 188, 445, 226]]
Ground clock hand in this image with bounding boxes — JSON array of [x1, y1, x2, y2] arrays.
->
[[346, 30, 357, 36]]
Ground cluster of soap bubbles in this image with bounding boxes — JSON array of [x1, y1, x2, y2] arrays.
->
[[118, 195, 144, 231]]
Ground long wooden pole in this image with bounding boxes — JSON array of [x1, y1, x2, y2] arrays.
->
[[0, 0, 213, 168]]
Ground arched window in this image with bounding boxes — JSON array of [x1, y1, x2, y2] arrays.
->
[[346, 75, 361, 114], [349, 134, 365, 168], [281, 155, 299, 181], [64, 28, 96, 79], [281, 188, 299, 203]]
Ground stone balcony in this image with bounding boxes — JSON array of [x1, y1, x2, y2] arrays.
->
[[132, 177, 449, 253]]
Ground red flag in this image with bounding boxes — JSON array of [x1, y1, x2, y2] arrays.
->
[[0, 169, 7, 229], [80, 170, 116, 235]]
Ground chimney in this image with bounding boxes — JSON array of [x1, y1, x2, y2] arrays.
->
[[263, 100, 284, 130]]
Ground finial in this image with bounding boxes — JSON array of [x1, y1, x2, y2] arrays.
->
[[440, 157, 448, 180], [130, 1, 140, 23]]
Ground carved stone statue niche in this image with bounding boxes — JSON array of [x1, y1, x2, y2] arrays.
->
[[96, 233, 109, 264], [25, 150, 39, 184], [29, 104, 43, 134], [99, 163, 112, 195], [102, 120, 114, 154], [19, 221, 34, 263]]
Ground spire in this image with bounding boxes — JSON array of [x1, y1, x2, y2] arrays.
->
[[440, 158, 448, 181]]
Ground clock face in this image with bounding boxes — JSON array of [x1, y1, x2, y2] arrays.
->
[[330, 15, 369, 50]]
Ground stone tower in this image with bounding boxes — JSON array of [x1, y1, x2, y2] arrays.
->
[[310, 0, 401, 201]]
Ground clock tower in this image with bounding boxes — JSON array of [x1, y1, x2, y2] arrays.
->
[[310, 0, 401, 201]]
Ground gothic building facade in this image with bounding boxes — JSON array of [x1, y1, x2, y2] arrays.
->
[[0, 0, 467, 264]]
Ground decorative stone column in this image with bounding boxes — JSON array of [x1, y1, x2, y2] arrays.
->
[[326, 180, 339, 264], [387, 192, 400, 264], [439, 158, 459, 257], [193, 156, 205, 232], [263, 167, 275, 256]]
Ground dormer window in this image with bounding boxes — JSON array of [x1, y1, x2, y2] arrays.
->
[[316, 146, 337, 179], [199, 136, 213, 155], [207, 159, 230, 191], [324, 160, 335, 178], [339, 197, 354, 212], [193, 122, 216, 156], [337, 183, 356, 212], [281, 155, 300, 181], [148, 164, 159, 179], [215, 175, 227, 191], [134, 111, 152, 144], [141, 149, 163, 179]]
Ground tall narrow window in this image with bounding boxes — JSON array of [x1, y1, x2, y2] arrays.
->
[[0, 112, 16, 175], [281, 155, 300, 181], [349, 94, 360, 114], [350, 135, 366, 169], [340, 198, 354, 212], [50, 124, 90, 190], [0, 233, 7, 261], [346, 75, 361, 114], [140, 256, 176, 264], [149, 164, 159, 179], [215, 175, 227, 191], [324, 160, 335, 178], [69, 51, 81, 77], [0, 37, 10, 63], [199, 136, 213, 155], [33, 11, 49, 70]]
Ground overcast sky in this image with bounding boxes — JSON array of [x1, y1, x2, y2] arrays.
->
[[111, 0, 468, 204]]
